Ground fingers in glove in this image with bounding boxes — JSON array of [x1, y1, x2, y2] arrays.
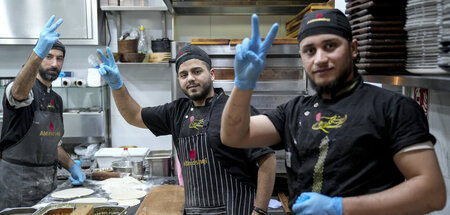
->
[[250, 14, 261, 50], [260, 23, 279, 56], [97, 49, 108, 63]]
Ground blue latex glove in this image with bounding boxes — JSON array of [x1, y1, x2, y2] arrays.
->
[[33, 15, 63, 59], [234, 14, 279, 90], [96, 47, 123, 89], [292, 192, 343, 215], [69, 164, 86, 185]]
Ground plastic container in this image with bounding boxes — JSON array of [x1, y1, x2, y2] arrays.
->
[[137, 25, 148, 54], [94, 147, 149, 168], [121, 147, 131, 162]]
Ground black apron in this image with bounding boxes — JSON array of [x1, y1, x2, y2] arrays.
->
[[0, 109, 63, 209], [177, 95, 256, 215]]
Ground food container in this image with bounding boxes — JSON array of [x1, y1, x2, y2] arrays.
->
[[33, 203, 128, 215], [94, 148, 149, 168], [111, 160, 132, 175], [0, 207, 36, 215], [144, 150, 172, 177], [118, 39, 138, 54]]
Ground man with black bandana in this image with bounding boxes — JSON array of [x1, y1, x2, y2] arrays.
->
[[0, 15, 85, 210], [221, 10, 446, 215], [96, 45, 276, 215]]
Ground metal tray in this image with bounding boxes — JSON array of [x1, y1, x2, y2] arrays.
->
[[33, 203, 128, 215], [0, 207, 37, 215]]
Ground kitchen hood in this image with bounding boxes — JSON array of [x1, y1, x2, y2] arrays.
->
[[164, 0, 330, 15]]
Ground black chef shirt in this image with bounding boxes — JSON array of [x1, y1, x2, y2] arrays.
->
[[1, 79, 63, 154], [265, 75, 436, 206]]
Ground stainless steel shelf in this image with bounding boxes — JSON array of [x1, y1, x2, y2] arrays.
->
[[100, 6, 167, 11], [363, 75, 450, 92]]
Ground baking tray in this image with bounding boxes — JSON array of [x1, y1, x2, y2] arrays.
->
[[359, 51, 406, 58], [352, 20, 405, 30], [358, 45, 406, 51], [354, 33, 407, 40], [33, 203, 128, 215], [358, 39, 405, 45], [350, 14, 405, 26]]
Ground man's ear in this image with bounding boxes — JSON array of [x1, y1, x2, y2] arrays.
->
[[351, 39, 358, 58], [210, 68, 215, 81]]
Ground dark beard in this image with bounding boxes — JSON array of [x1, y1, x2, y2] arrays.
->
[[310, 68, 353, 96], [39, 67, 60, 82], [183, 79, 213, 102]]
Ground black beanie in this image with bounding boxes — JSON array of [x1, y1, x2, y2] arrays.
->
[[51, 40, 66, 57], [175, 45, 211, 73], [297, 9, 352, 43]]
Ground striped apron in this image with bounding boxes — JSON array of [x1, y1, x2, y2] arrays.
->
[[177, 97, 256, 215]]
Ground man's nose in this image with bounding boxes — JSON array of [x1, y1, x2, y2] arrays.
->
[[314, 49, 328, 65], [50, 57, 59, 66]]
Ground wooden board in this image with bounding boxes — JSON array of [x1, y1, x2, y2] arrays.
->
[[135, 185, 184, 215], [191, 38, 230, 45], [229, 38, 298, 46]]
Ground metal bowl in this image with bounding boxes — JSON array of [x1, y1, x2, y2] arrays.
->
[[111, 160, 132, 174]]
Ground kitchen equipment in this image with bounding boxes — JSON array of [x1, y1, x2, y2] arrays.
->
[[120, 53, 145, 62], [151, 38, 171, 52], [135, 185, 184, 215], [111, 160, 132, 175], [32, 203, 127, 215], [118, 39, 138, 54], [0, 207, 36, 215], [131, 161, 144, 179], [144, 150, 172, 177], [95, 147, 149, 168]]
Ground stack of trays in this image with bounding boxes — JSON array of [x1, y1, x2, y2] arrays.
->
[[439, 0, 450, 72], [405, 0, 447, 74], [285, 2, 334, 39], [346, 0, 408, 74]]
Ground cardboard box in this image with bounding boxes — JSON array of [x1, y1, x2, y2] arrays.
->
[[95, 147, 149, 168]]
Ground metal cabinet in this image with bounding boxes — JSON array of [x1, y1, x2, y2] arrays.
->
[[0, 0, 101, 45]]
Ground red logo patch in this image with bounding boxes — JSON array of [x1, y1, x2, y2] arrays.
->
[[179, 51, 183, 55], [316, 113, 321, 121], [316, 14, 323, 18], [190, 116, 194, 122], [50, 99, 54, 105], [49, 122, 54, 131], [189, 149, 196, 160]]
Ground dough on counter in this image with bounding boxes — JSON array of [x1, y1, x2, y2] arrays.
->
[[109, 199, 141, 207], [51, 188, 94, 199], [109, 190, 147, 200], [68, 197, 108, 203]]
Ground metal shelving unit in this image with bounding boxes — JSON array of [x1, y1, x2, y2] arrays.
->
[[363, 75, 450, 92]]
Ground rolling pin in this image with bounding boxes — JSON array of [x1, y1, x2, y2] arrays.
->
[[91, 171, 120, 180], [278, 192, 293, 215]]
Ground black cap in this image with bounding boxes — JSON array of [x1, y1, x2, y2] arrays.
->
[[297, 9, 352, 43], [51, 40, 66, 57], [175, 45, 211, 73]]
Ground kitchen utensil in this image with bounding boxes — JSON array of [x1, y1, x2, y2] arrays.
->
[[118, 39, 138, 54], [111, 160, 132, 175], [0, 207, 36, 215], [131, 161, 144, 179], [120, 53, 145, 62], [135, 185, 184, 215], [151, 38, 171, 52]]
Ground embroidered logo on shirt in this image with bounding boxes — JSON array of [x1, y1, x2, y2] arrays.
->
[[47, 99, 55, 109], [188, 116, 205, 130], [312, 114, 347, 133], [184, 149, 208, 166]]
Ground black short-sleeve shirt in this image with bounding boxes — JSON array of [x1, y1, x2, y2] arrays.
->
[[265, 75, 435, 206], [141, 88, 273, 186], [1, 79, 64, 153]]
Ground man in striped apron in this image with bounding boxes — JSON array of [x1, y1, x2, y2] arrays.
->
[[97, 44, 276, 214]]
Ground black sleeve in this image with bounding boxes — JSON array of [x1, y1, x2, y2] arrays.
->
[[264, 101, 290, 150], [388, 96, 436, 155], [141, 102, 176, 136]]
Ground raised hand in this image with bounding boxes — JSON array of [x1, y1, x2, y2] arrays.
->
[[234, 14, 278, 90], [96, 47, 123, 90], [33, 15, 63, 58]]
